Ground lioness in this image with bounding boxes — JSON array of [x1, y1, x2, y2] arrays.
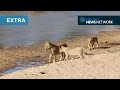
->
[[59, 46, 93, 60], [88, 36, 99, 50], [44, 41, 67, 63]]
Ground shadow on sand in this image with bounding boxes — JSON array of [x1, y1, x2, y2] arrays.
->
[[97, 46, 111, 49], [106, 42, 120, 46]]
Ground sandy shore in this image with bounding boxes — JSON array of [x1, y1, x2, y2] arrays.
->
[[1, 51, 120, 79], [0, 30, 120, 79]]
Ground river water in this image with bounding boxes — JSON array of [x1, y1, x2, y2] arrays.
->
[[0, 11, 120, 48], [1, 11, 120, 75]]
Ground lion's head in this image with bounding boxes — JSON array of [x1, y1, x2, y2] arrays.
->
[[44, 41, 51, 51]]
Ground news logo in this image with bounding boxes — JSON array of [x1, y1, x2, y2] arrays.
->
[[78, 16, 120, 25], [0, 16, 28, 25]]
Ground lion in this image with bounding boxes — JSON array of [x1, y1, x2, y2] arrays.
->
[[88, 36, 99, 50], [59, 46, 93, 60], [44, 41, 67, 63]]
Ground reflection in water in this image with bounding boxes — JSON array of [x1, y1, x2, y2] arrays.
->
[[0, 11, 120, 47]]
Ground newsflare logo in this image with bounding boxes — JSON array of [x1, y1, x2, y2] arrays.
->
[[78, 16, 120, 25]]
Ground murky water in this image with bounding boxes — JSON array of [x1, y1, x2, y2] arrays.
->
[[1, 61, 46, 74], [0, 11, 120, 48]]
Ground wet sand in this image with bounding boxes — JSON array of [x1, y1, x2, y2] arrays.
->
[[0, 30, 120, 78]]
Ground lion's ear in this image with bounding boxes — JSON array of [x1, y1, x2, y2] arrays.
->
[[45, 41, 49, 43]]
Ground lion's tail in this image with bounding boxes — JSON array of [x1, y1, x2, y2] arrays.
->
[[82, 48, 94, 55]]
